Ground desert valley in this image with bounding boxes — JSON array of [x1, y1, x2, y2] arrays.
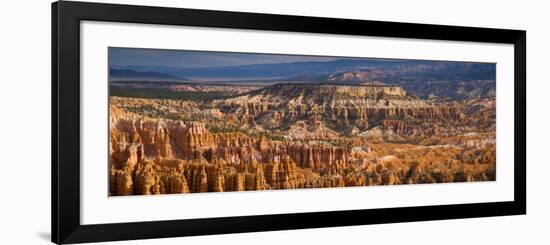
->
[[108, 49, 496, 196]]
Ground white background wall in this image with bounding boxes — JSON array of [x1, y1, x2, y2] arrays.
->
[[0, 0, 547, 244]]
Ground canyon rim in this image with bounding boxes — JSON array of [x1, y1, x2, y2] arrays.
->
[[108, 48, 496, 196]]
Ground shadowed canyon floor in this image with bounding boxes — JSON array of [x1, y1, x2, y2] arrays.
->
[[109, 83, 496, 196]]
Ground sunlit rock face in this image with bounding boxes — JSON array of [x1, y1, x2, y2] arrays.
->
[[108, 83, 496, 196]]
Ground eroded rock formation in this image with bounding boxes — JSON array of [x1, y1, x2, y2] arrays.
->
[[108, 84, 496, 196]]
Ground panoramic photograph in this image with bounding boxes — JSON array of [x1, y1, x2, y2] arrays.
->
[[108, 47, 496, 196]]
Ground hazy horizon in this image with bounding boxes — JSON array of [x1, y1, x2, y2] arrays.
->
[[109, 47, 347, 69], [108, 47, 496, 82]]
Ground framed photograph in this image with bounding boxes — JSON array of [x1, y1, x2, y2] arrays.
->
[[52, 1, 526, 244]]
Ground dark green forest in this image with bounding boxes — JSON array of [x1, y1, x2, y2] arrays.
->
[[109, 86, 231, 101]]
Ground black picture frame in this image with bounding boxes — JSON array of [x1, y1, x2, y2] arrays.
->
[[52, 1, 526, 244]]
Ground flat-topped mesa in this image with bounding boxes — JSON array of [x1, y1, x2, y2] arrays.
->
[[261, 83, 407, 98], [215, 83, 465, 135], [324, 84, 406, 97], [221, 83, 425, 116]]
